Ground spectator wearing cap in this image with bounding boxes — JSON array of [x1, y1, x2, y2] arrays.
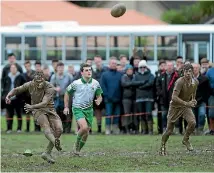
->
[[132, 60, 155, 135], [121, 64, 135, 134]]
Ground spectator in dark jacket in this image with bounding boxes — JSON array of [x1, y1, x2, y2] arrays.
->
[[93, 55, 108, 133], [154, 60, 166, 134], [2, 64, 26, 133], [101, 57, 123, 135], [192, 63, 211, 134], [23, 60, 36, 132], [121, 64, 135, 134], [200, 58, 210, 75], [156, 61, 179, 132], [206, 65, 214, 135], [23, 61, 35, 82], [132, 60, 155, 134], [1, 53, 23, 110]]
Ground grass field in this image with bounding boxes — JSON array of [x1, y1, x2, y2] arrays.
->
[[1, 116, 214, 172]]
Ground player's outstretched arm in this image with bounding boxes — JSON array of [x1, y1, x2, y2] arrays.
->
[[5, 82, 30, 104]]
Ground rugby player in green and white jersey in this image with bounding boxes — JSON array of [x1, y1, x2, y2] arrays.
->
[[63, 63, 103, 155]]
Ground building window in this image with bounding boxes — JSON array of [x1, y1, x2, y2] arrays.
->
[[4, 37, 22, 60], [66, 36, 82, 60], [24, 36, 42, 60], [109, 36, 129, 59], [46, 36, 63, 60], [87, 36, 106, 60], [134, 36, 154, 61], [157, 35, 178, 60]]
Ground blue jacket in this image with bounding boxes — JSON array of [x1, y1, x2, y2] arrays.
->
[[100, 69, 123, 103], [206, 67, 214, 89]]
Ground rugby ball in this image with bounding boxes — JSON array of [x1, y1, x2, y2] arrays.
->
[[111, 3, 126, 18]]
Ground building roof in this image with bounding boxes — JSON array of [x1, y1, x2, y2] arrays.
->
[[1, 1, 165, 26]]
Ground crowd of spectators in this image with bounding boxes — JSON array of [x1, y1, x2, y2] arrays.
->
[[1, 51, 214, 135]]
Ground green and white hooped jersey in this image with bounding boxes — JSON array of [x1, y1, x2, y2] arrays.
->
[[66, 77, 103, 109]]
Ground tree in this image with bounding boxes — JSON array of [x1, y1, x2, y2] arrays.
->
[[162, 1, 214, 24]]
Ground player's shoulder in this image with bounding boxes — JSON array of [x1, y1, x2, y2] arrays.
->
[[25, 81, 32, 86], [91, 78, 99, 84], [73, 78, 82, 85], [176, 77, 185, 84], [45, 81, 55, 90], [44, 82, 55, 94]]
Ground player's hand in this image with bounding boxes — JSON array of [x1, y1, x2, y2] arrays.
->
[[192, 99, 197, 106], [55, 87, 61, 92], [186, 101, 196, 108], [5, 95, 11, 104], [24, 104, 33, 114], [95, 96, 102, 106], [63, 107, 69, 115]]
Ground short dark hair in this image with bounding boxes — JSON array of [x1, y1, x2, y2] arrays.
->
[[35, 61, 41, 66], [8, 53, 15, 57], [176, 56, 183, 60], [183, 64, 193, 71], [94, 55, 102, 59], [24, 60, 31, 65], [52, 59, 59, 63], [86, 58, 93, 62], [57, 62, 64, 67], [119, 54, 127, 60], [80, 63, 92, 72], [159, 60, 166, 66]]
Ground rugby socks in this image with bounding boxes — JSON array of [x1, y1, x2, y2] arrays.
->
[[75, 133, 82, 151], [46, 141, 54, 154], [79, 139, 86, 150]]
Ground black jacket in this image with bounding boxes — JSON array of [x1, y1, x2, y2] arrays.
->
[[121, 74, 135, 100], [2, 74, 26, 101], [132, 70, 155, 100], [156, 71, 179, 107], [195, 74, 211, 105], [1, 63, 23, 80]]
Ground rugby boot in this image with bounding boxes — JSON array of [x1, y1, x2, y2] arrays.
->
[[73, 142, 80, 156], [182, 140, 194, 151]]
